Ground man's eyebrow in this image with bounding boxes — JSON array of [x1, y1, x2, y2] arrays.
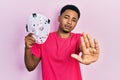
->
[[64, 15, 70, 17]]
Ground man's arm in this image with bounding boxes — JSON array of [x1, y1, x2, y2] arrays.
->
[[71, 32, 100, 65], [24, 33, 40, 71]]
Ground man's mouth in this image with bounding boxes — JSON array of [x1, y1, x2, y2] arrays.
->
[[65, 25, 71, 30]]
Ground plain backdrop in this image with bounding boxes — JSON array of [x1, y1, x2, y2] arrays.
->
[[0, 0, 120, 80]]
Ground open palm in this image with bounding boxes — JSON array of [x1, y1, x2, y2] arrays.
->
[[71, 32, 100, 65]]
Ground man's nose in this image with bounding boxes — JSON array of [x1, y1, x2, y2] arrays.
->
[[67, 19, 72, 24]]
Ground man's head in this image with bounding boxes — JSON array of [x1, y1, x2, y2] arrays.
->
[[58, 4, 80, 33], [60, 4, 80, 19]]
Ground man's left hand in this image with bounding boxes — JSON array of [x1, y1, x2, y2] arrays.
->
[[71, 32, 100, 65]]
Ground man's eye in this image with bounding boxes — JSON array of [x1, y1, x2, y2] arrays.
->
[[72, 19, 77, 22], [64, 16, 69, 19]]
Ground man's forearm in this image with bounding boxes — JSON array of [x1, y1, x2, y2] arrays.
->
[[24, 48, 36, 71]]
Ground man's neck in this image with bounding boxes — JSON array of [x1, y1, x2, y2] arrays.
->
[[57, 30, 71, 38]]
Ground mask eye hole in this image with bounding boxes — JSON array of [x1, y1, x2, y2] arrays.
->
[[32, 13, 37, 17], [33, 24, 35, 26], [48, 19, 50, 23]]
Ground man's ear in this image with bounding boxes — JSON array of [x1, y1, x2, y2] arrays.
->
[[58, 16, 61, 22]]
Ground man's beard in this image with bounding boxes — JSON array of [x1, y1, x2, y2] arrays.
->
[[62, 29, 70, 33]]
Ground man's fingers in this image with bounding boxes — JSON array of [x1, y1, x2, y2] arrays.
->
[[80, 37, 86, 51], [87, 34, 95, 48], [82, 32, 90, 48], [28, 33, 33, 36], [94, 39, 100, 53], [71, 54, 91, 65], [71, 54, 83, 62], [94, 39, 99, 49], [28, 36, 35, 42], [26, 44, 32, 49], [25, 33, 35, 49], [25, 34, 35, 42]]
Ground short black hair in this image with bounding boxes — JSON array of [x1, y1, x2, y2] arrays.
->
[[60, 4, 80, 19]]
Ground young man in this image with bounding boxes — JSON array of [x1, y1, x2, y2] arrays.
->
[[24, 4, 99, 80]]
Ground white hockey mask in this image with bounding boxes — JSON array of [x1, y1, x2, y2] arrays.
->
[[26, 13, 50, 44]]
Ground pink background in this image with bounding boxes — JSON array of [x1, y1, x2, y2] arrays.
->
[[0, 0, 120, 80]]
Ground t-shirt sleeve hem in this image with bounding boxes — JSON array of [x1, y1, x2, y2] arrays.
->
[[30, 43, 41, 58]]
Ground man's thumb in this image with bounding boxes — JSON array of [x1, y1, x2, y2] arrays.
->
[[71, 54, 83, 62]]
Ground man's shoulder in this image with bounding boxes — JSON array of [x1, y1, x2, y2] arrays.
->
[[47, 31, 56, 38], [71, 32, 82, 37], [49, 31, 56, 36], [50, 31, 56, 34]]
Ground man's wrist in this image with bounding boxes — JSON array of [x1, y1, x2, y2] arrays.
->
[[25, 46, 31, 50]]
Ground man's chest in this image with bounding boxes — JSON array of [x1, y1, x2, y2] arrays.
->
[[41, 38, 77, 61]]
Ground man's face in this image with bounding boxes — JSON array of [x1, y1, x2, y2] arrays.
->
[[58, 9, 78, 33]]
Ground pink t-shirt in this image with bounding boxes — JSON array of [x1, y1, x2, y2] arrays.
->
[[31, 32, 82, 80]]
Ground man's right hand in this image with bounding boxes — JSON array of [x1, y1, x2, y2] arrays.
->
[[24, 33, 40, 71], [25, 33, 35, 49]]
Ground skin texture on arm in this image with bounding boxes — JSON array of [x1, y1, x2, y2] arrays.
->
[[71, 32, 100, 65], [24, 33, 40, 71]]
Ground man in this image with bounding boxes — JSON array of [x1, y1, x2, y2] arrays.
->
[[24, 4, 99, 80]]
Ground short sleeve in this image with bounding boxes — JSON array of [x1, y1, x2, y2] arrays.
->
[[76, 33, 82, 54], [30, 43, 41, 58]]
